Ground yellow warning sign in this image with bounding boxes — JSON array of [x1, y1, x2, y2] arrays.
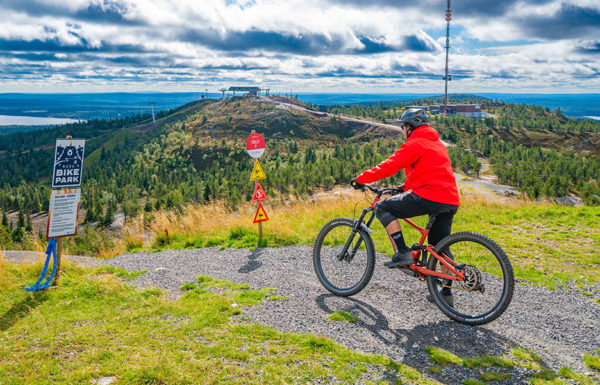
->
[[250, 159, 266, 181], [253, 202, 269, 223]]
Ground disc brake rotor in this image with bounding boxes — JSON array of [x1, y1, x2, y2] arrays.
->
[[457, 264, 483, 292]]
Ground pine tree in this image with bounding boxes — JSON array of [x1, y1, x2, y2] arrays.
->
[[1, 210, 7, 227], [25, 213, 33, 232], [203, 185, 211, 202], [103, 205, 115, 227], [17, 210, 25, 229]]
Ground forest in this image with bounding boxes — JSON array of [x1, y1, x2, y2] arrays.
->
[[1, 95, 599, 248], [322, 96, 600, 203]]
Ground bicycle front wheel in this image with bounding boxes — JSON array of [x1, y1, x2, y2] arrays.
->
[[313, 217, 376, 296], [426, 231, 514, 325]]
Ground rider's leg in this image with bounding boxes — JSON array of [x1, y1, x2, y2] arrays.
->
[[385, 219, 407, 253], [429, 210, 457, 275], [429, 210, 458, 305], [375, 192, 424, 267]]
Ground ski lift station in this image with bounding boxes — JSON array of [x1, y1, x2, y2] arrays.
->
[[221, 87, 270, 97]]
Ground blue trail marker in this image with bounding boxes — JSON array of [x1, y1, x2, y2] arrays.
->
[[25, 239, 58, 292]]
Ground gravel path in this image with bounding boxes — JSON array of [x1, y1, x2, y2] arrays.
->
[[72, 245, 600, 385]]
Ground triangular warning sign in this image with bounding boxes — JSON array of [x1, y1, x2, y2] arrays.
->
[[252, 181, 268, 202], [250, 159, 266, 181], [253, 202, 269, 223]]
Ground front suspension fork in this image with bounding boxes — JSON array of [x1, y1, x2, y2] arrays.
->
[[337, 210, 375, 262]]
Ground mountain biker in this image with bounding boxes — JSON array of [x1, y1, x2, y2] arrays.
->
[[351, 108, 460, 302]]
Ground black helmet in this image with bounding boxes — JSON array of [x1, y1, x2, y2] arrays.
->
[[398, 108, 428, 127]]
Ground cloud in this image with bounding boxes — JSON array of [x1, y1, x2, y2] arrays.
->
[[0, 0, 598, 92], [516, 4, 600, 39], [74, 1, 139, 24], [2, 0, 140, 25], [576, 40, 600, 53], [181, 28, 432, 55]]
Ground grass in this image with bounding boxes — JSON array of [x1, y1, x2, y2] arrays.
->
[[267, 295, 291, 301], [420, 346, 600, 385], [532, 368, 559, 381], [429, 366, 443, 374], [0, 259, 439, 384], [327, 311, 359, 323], [179, 282, 197, 291], [480, 371, 512, 381], [558, 367, 597, 385], [529, 378, 570, 385], [463, 380, 486, 385], [424, 346, 462, 366], [512, 347, 541, 363], [92, 266, 147, 281], [463, 355, 514, 369], [583, 353, 600, 371]]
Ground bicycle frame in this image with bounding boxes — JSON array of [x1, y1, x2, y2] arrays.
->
[[349, 194, 465, 282]]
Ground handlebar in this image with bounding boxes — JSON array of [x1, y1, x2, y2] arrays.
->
[[362, 184, 404, 197]]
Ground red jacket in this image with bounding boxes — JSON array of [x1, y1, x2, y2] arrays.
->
[[356, 125, 460, 206]]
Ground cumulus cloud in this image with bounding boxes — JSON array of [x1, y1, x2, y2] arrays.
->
[[0, 0, 598, 92]]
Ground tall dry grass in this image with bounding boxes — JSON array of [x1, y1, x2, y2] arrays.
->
[[123, 214, 145, 250], [143, 189, 368, 244], [134, 186, 539, 249]]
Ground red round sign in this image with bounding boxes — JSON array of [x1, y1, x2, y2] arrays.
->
[[246, 132, 265, 158]]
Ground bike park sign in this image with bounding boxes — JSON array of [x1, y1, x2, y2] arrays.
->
[[52, 138, 85, 188]]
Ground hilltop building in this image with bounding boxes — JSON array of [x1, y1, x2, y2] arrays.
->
[[222, 86, 270, 97], [410, 104, 486, 118]]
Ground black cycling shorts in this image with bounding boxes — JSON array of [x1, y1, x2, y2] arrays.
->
[[375, 191, 459, 246]]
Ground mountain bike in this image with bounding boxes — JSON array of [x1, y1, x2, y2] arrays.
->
[[313, 185, 514, 325]]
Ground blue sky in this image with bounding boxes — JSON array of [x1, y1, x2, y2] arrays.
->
[[0, 0, 599, 93]]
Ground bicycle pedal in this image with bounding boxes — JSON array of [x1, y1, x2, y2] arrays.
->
[[397, 267, 418, 278]]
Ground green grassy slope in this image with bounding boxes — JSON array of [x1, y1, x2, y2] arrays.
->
[[0, 261, 437, 385]]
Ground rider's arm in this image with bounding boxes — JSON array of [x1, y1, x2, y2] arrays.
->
[[355, 143, 420, 184]]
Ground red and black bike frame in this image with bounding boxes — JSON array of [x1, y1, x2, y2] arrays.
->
[[346, 194, 465, 282]]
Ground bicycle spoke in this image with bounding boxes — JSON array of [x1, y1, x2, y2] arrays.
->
[[314, 217, 375, 296], [427, 232, 513, 325]]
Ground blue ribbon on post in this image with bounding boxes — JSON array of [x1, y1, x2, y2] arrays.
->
[[25, 238, 58, 292]]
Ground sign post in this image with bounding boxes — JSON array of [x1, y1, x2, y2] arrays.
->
[[246, 131, 268, 241], [46, 136, 85, 287], [26, 135, 85, 291], [52, 136, 84, 284]]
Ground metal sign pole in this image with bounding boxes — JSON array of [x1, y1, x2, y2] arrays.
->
[[256, 180, 263, 240], [53, 238, 63, 285], [250, 130, 262, 240]]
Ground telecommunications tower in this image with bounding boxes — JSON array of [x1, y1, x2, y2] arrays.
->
[[149, 102, 155, 123], [443, 0, 452, 116]]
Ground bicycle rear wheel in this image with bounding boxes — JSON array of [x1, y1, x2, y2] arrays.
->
[[426, 231, 514, 325], [313, 217, 375, 296]]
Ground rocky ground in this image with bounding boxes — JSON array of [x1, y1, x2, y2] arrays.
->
[[8, 245, 594, 385]]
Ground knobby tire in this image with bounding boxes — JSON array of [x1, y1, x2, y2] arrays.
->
[[313, 217, 376, 296], [426, 231, 514, 325]]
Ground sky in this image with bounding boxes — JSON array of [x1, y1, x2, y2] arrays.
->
[[0, 0, 599, 93]]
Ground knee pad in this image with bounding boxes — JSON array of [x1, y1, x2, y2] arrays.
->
[[375, 202, 396, 228]]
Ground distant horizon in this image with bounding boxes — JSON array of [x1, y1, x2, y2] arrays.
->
[[1, 92, 600, 127], [1, 91, 600, 97]]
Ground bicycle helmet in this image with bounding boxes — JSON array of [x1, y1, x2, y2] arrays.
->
[[398, 108, 428, 127]]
